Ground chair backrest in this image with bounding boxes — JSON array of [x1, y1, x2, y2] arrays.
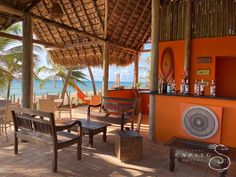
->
[[0, 100, 11, 107], [102, 97, 136, 115], [39, 99, 58, 113], [46, 94, 59, 100], [11, 107, 56, 141], [5, 103, 20, 123]]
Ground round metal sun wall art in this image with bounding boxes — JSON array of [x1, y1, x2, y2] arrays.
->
[[182, 106, 219, 139]]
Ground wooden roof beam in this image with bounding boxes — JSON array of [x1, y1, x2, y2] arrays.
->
[[0, 31, 63, 48]]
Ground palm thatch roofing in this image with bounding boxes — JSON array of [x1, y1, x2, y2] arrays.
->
[[0, 0, 155, 67]]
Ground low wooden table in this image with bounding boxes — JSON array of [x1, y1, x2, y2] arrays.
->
[[165, 137, 236, 177], [56, 119, 111, 148]]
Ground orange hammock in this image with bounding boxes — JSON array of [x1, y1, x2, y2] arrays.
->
[[73, 82, 90, 104]]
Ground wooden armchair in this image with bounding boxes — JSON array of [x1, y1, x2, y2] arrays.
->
[[11, 108, 82, 172], [87, 97, 136, 130]]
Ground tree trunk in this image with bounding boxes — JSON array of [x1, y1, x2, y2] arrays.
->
[[88, 66, 97, 95], [61, 69, 72, 101], [6, 79, 11, 100]]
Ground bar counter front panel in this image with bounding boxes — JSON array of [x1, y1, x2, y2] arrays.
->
[[153, 94, 236, 148]]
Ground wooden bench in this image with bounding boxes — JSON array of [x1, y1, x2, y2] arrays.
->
[[11, 108, 82, 172], [87, 97, 136, 130]]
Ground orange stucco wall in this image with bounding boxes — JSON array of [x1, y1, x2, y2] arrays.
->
[[155, 36, 236, 147], [159, 36, 236, 96], [155, 95, 236, 148]]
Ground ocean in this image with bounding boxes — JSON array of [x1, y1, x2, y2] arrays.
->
[[0, 80, 133, 97]]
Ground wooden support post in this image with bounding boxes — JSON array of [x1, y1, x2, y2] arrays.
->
[[134, 53, 139, 89], [102, 42, 109, 97], [22, 14, 33, 108], [184, 0, 192, 79], [149, 0, 160, 141]]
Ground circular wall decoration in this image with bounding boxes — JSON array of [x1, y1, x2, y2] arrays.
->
[[182, 106, 219, 139], [160, 47, 174, 81]]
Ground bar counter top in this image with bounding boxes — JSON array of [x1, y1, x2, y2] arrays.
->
[[139, 91, 236, 101]]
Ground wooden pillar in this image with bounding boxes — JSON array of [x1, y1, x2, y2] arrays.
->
[[102, 0, 109, 97], [22, 14, 33, 108], [102, 42, 109, 97], [149, 0, 160, 141], [134, 53, 139, 89], [184, 0, 192, 78]]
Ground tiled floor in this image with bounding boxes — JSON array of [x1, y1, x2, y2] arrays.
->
[[0, 109, 235, 177]]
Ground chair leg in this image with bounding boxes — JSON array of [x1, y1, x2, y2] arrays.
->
[[14, 133, 18, 154], [77, 141, 82, 160], [4, 124, 8, 141], [52, 148, 57, 172]]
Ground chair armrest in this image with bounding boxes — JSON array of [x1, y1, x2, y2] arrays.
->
[[87, 104, 102, 116], [56, 120, 82, 132]]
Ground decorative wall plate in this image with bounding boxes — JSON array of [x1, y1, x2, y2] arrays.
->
[[182, 106, 219, 139], [160, 47, 174, 81]]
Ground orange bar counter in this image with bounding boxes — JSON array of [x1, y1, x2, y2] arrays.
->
[[154, 94, 236, 148]]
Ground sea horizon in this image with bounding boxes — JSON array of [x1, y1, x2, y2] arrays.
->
[[0, 79, 134, 98]]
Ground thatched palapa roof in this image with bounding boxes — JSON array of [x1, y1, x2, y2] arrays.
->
[[0, 0, 152, 67]]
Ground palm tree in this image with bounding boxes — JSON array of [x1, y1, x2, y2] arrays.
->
[[0, 22, 44, 99], [36, 65, 87, 101], [87, 66, 97, 95]]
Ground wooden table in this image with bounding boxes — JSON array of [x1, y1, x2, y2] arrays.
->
[[165, 137, 236, 177], [56, 119, 111, 148]]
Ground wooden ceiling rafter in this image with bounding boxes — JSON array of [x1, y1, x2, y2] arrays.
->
[[109, 0, 132, 40], [107, 0, 120, 26], [67, 0, 94, 60], [116, 0, 141, 44], [91, 0, 104, 32], [57, 1, 91, 64], [0, 1, 148, 67], [80, 0, 96, 35], [0, 31, 63, 48], [124, 0, 151, 47], [131, 13, 151, 49]]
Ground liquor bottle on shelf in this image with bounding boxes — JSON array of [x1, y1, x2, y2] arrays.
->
[[167, 82, 172, 95], [158, 79, 162, 94], [172, 80, 176, 95], [184, 79, 190, 95], [180, 78, 185, 95], [162, 80, 167, 94], [194, 80, 199, 96], [200, 79, 205, 96], [210, 80, 216, 97]]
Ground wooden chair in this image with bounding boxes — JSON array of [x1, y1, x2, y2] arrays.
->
[[11, 107, 82, 172], [39, 99, 72, 119], [0, 100, 11, 107], [46, 94, 59, 100], [0, 103, 20, 140], [87, 97, 136, 130]]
